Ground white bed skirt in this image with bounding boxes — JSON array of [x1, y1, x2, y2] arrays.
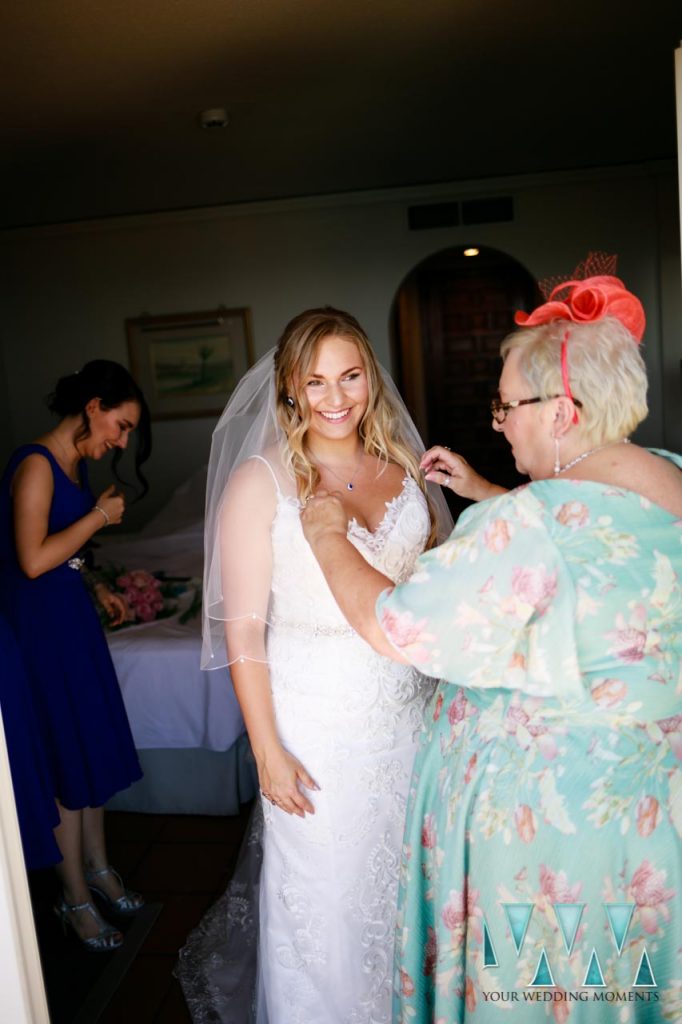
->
[[106, 734, 258, 816]]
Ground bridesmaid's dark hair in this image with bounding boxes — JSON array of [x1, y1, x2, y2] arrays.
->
[[47, 360, 152, 498]]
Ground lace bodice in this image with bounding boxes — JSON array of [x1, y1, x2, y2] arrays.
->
[[269, 474, 430, 631]]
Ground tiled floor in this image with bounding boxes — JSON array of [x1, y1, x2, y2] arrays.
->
[[35, 801, 253, 1024]]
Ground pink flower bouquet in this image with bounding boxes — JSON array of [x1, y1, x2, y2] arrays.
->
[[94, 564, 201, 630]]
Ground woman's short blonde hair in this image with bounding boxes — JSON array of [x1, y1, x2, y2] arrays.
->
[[501, 317, 648, 444], [274, 306, 437, 546]]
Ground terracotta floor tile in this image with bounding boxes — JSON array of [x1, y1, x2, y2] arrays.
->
[[154, 976, 193, 1023], [129, 842, 234, 895], [159, 808, 251, 844], [106, 811, 166, 843], [98, 954, 176, 1024], [140, 891, 214, 955]]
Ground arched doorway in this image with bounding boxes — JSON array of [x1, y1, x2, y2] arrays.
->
[[391, 245, 542, 518]]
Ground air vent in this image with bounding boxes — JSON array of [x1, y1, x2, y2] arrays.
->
[[461, 197, 513, 225], [408, 196, 514, 230], [407, 202, 460, 230]]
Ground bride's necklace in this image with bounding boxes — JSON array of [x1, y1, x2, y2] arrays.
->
[[555, 438, 629, 476], [310, 449, 364, 491]]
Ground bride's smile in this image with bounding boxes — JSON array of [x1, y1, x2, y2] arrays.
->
[[301, 334, 369, 446]]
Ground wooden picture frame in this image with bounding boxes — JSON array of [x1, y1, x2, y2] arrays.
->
[[126, 308, 254, 420]]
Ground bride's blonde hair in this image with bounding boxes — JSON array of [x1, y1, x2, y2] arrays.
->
[[274, 307, 437, 547]]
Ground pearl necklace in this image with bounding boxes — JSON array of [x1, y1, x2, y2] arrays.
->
[[310, 449, 364, 491], [554, 438, 629, 476]]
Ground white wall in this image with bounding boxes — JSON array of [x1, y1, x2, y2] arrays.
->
[[2, 161, 680, 530]]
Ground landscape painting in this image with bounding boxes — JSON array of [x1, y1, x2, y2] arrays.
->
[[126, 308, 253, 419]]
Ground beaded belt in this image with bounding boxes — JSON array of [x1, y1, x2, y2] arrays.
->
[[67, 557, 85, 571], [270, 615, 355, 639]]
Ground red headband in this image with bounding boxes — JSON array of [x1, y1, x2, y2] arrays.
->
[[513, 259, 645, 424]]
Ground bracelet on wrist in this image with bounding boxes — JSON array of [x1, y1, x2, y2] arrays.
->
[[93, 504, 110, 526]]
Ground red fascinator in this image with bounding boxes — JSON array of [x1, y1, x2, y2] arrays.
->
[[512, 253, 645, 424], [514, 252, 645, 342]]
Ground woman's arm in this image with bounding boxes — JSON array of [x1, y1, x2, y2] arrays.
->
[[301, 492, 408, 662], [11, 455, 124, 578], [220, 462, 318, 816]]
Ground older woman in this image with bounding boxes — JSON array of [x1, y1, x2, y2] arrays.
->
[[302, 275, 682, 1021]]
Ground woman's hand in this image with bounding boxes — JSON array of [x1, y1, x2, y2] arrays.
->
[[300, 490, 347, 550], [420, 446, 504, 502], [257, 744, 319, 817], [95, 485, 126, 527], [94, 584, 130, 626]]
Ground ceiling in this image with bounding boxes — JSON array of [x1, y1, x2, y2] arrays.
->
[[1, 1, 680, 229]]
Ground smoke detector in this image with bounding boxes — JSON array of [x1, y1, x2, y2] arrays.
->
[[199, 108, 229, 129]]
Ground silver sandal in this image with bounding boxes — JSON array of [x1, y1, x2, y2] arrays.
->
[[54, 897, 123, 952], [85, 864, 145, 915]]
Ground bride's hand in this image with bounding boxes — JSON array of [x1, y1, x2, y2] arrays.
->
[[300, 490, 347, 549], [257, 744, 319, 817], [420, 446, 501, 502]]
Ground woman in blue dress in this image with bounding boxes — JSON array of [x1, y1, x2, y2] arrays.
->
[[302, 272, 682, 1020], [0, 360, 151, 951], [0, 610, 62, 870]]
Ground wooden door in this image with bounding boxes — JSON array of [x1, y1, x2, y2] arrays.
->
[[393, 248, 541, 519]]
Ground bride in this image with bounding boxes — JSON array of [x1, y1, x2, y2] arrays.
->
[[178, 307, 450, 1023]]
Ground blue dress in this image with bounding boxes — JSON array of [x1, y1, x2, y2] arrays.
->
[[377, 452, 682, 1022], [0, 444, 142, 810], [0, 611, 61, 869]]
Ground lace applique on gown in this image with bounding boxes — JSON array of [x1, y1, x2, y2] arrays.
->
[[177, 461, 434, 1023]]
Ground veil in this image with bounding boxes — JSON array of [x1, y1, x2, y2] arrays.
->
[[201, 348, 453, 670]]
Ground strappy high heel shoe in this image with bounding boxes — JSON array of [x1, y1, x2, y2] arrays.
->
[[85, 864, 145, 915], [54, 897, 124, 952]]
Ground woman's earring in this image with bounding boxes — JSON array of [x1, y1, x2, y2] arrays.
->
[[285, 396, 295, 408], [553, 436, 561, 476]]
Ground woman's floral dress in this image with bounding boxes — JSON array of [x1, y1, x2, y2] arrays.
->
[[377, 454, 682, 1023]]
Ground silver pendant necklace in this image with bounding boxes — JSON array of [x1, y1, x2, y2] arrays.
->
[[555, 438, 629, 476], [310, 449, 364, 491], [50, 430, 80, 481]]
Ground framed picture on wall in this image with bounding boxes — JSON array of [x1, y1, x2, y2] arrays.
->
[[126, 307, 254, 420]]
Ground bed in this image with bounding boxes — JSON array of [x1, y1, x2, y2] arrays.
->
[[96, 467, 258, 815]]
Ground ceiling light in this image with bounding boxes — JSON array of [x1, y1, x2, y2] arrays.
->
[[463, 247, 479, 257], [199, 108, 229, 129]]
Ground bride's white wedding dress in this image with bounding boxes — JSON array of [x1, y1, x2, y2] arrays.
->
[[178, 458, 435, 1024]]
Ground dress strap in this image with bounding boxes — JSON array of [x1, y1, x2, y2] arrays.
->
[[4, 443, 56, 481], [248, 455, 281, 494], [5, 444, 86, 489]]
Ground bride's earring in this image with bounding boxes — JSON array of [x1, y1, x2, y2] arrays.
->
[[553, 436, 561, 476]]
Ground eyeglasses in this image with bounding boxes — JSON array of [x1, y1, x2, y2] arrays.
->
[[490, 394, 583, 424]]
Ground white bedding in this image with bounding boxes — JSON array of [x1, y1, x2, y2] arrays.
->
[[97, 469, 246, 753]]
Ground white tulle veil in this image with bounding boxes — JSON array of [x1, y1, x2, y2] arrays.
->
[[201, 347, 452, 670]]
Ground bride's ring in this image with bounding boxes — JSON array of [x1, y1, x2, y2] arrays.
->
[[443, 475, 450, 488]]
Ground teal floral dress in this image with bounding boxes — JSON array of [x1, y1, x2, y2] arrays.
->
[[377, 452, 682, 1023]]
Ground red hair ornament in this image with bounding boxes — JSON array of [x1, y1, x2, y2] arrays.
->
[[513, 261, 645, 423], [514, 275, 645, 342]]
